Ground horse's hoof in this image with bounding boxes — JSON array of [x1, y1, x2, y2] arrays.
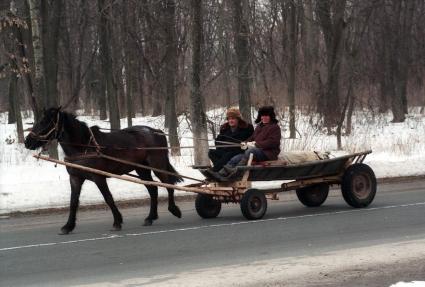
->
[[169, 206, 182, 218], [59, 228, 72, 235], [59, 224, 74, 235], [143, 219, 153, 226], [111, 224, 122, 232]]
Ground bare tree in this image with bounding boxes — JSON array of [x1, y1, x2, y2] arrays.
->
[[98, 0, 120, 129], [232, 0, 251, 122], [190, 0, 209, 165], [316, 0, 347, 129], [286, 0, 297, 138], [27, 0, 44, 119], [163, 0, 181, 155]]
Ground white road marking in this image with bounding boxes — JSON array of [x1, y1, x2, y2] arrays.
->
[[1, 201, 425, 252]]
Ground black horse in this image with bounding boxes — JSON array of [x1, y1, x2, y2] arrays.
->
[[25, 107, 183, 234]]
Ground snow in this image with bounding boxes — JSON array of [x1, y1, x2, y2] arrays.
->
[[390, 282, 425, 287], [1, 107, 425, 214]]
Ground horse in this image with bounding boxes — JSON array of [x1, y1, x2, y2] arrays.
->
[[24, 107, 183, 234]]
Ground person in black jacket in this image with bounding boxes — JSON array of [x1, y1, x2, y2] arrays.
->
[[207, 108, 254, 172]]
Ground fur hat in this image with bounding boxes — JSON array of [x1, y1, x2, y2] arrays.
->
[[226, 107, 242, 119], [255, 106, 278, 124]]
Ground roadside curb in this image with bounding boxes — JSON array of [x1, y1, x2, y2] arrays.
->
[[3, 175, 424, 218]]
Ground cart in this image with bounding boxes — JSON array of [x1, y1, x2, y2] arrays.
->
[[191, 150, 376, 220]]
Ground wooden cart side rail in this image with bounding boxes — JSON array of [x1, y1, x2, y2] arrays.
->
[[236, 150, 373, 171], [281, 175, 341, 191], [34, 154, 209, 194]]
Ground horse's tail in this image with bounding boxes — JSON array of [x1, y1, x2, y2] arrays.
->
[[166, 160, 184, 184], [153, 128, 183, 184]]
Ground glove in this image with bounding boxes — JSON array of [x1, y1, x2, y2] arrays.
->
[[240, 142, 248, 150], [247, 141, 256, 148]]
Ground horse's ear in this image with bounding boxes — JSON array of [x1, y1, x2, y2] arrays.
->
[[42, 107, 46, 113], [57, 106, 62, 111]]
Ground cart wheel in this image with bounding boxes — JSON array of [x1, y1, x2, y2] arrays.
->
[[240, 189, 267, 220], [296, 184, 329, 207], [195, 194, 222, 218], [341, 163, 377, 208]]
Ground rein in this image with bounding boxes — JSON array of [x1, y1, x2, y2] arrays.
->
[[63, 151, 205, 183], [34, 138, 242, 151]]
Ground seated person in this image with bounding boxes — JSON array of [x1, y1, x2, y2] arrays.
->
[[207, 108, 253, 173], [215, 106, 281, 179]]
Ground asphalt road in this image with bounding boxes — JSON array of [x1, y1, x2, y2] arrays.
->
[[1, 179, 425, 286]]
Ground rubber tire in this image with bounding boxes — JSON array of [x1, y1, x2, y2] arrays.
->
[[296, 184, 329, 207], [195, 194, 222, 218], [240, 189, 267, 220], [341, 163, 377, 208]]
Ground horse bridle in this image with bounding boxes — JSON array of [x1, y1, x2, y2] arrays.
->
[[28, 111, 63, 142]]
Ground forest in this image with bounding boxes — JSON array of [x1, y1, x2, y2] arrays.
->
[[1, 0, 424, 160]]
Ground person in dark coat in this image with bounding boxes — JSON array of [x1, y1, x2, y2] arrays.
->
[[207, 108, 254, 172], [213, 106, 281, 180]]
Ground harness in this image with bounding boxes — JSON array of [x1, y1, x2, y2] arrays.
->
[[28, 111, 63, 142]]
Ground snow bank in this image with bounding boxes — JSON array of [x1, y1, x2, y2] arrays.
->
[[1, 108, 424, 214], [390, 282, 425, 287]]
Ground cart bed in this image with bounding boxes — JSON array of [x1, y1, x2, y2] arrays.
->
[[199, 150, 371, 182]]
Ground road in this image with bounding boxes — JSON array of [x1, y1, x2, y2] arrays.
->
[[1, 179, 425, 287]]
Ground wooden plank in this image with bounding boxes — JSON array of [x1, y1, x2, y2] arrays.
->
[[281, 176, 341, 191], [241, 153, 254, 182], [33, 154, 208, 194]]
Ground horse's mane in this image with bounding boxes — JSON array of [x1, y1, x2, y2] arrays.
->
[[61, 110, 90, 136]]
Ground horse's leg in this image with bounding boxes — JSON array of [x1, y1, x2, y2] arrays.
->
[[150, 168, 181, 219], [60, 175, 84, 235], [94, 176, 123, 231], [136, 168, 158, 226], [166, 187, 182, 218]]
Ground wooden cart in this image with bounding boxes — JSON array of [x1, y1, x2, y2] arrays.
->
[[191, 150, 377, 220], [35, 150, 376, 221]]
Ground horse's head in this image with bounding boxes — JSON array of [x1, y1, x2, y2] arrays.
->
[[25, 107, 63, 150]]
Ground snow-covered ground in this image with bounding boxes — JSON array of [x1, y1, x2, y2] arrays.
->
[[391, 282, 425, 287], [1, 107, 424, 214]]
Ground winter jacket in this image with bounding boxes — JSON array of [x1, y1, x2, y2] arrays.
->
[[215, 120, 254, 154], [248, 122, 281, 160]]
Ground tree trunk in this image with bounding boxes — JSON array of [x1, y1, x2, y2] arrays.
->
[[98, 0, 120, 129], [8, 75, 17, 124], [316, 0, 346, 128], [163, 0, 180, 155], [98, 72, 107, 120], [122, 0, 134, 127], [8, 74, 24, 143], [232, 0, 251, 123], [287, 0, 297, 139], [218, 0, 232, 107], [41, 0, 61, 109], [27, 0, 44, 120], [15, 78, 24, 143], [190, 0, 209, 166]]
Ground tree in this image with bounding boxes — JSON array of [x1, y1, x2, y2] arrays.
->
[[163, 0, 181, 155], [286, 0, 297, 138], [1, 0, 26, 143], [316, 0, 347, 129], [98, 0, 120, 129], [190, 0, 209, 165], [27, 0, 44, 120], [41, 0, 62, 109], [232, 0, 251, 122]]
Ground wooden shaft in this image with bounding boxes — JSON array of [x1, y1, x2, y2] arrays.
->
[[33, 154, 207, 194], [98, 153, 204, 183]]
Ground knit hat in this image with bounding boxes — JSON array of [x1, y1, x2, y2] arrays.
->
[[226, 107, 242, 119], [255, 106, 278, 124]]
